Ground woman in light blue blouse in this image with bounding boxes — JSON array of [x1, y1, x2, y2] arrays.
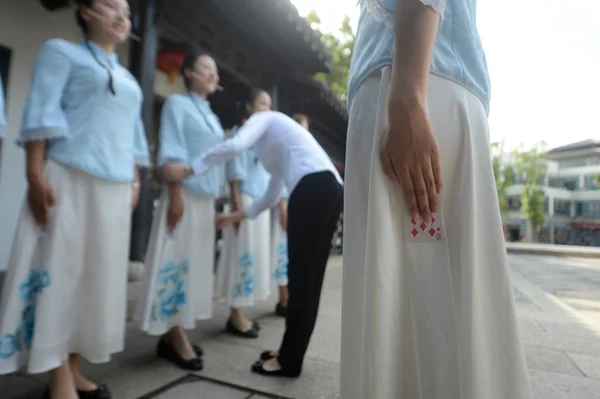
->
[[135, 51, 224, 371], [341, 1, 532, 398], [0, 1, 149, 398], [215, 89, 288, 337]]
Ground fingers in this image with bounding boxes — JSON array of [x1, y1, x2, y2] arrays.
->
[[380, 150, 400, 184], [430, 149, 443, 194], [398, 169, 419, 220], [166, 211, 182, 230], [33, 204, 49, 227], [411, 165, 432, 222], [421, 157, 439, 214], [47, 187, 56, 207]]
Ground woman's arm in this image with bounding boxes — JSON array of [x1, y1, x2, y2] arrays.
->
[[380, 0, 443, 223], [162, 112, 272, 182], [390, 0, 440, 106]]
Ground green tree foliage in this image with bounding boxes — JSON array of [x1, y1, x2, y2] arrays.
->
[[305, 11, 355, 102], [511, 142, 548, 240], [491, 141, 514, 217]]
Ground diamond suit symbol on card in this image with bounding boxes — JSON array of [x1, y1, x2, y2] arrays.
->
[[404, 213, 445, 244]]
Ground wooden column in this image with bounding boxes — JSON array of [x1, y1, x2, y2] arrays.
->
[[128, 0, 158, 262]]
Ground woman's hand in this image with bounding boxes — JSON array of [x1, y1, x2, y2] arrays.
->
[[162, 163, 192, 182], [216, 210, 247, 229], [279, 200, 288, 232], [27, 176, 55, 227], [229, 181, 243, 233], [131, 182, 140, 211], [381, 96, 442, 223], [167, 182, 184, 231]]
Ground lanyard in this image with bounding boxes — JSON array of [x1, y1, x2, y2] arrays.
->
[[85, 40, 116, 95]]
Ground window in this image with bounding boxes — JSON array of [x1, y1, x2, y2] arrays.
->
[[554, 199, 571, 216], [548, 177, 578, 191], [589, 202, 600, 214], [559, 160, 588, 169], [584, 175, 600, 190], [508, 197, 521, 210], [576, 202, 583, 216]]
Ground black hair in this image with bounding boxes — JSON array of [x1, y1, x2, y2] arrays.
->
[[180, 50, 210, 89], [75, 0, 93, 36], [235, 88, 268, 125]]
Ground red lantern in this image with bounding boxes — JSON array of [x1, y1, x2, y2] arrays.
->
[[157, 50, 185, 84]]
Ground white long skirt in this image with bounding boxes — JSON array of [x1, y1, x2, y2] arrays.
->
[[340, 68, 533, 399], [270, 205, 288, 287], [135, 188, 215, 335], [0, 160, 132, 374], [215, 195, 271, 308]]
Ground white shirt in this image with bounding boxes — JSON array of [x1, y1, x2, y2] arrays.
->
[[191, 111, 343, 218]]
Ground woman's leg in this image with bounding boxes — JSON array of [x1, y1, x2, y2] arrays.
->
[[277, 286, 289, 308], [48, 360, 77, 399], [161, 327, 197, 360], [229, 307, 255, 332]]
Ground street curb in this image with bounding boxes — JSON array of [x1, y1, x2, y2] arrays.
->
[[506, 243, 600, 259]]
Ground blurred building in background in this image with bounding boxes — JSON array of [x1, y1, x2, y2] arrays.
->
[[504, 140, 600, 246]]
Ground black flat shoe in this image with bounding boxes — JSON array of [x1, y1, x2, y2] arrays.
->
[[193, 344, 203, 357], [251, 360, 300, 378], [156, 339, 204, 371], [275, 303, 288, 317], [260, 350, 277, 361], [77, 384, 111, 399], [226, 318, 259, 338]]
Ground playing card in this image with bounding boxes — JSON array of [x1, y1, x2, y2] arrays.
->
[[403, 213, 445, 243]]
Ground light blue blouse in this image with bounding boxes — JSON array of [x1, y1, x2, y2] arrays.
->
[[18, 39, 150, 182], [226, 125, 271, 200], [0, 78, 6, 139], [158, 93, 225, 198], [349, 0, 491, 114]]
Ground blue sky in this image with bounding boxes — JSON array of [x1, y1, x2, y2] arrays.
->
[[291, 0, 600, 151]]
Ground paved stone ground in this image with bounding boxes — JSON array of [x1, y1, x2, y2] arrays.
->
[[4, 254, 600, 398]]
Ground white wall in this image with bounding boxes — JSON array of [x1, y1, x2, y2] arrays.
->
[[0, 2, 130, 271]]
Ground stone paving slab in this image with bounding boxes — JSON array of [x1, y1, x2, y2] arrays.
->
[[567, 353, 600, 380], [4, 254, 600, 398], [524, 345, 584, 377], [529, 369, 600, 399]]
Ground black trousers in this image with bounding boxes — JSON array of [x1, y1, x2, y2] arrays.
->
[[277, 171, 343, 375]]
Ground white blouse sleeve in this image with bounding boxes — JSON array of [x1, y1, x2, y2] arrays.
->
[[191, 112, 271, 175], [244, 174, 285, 219], [363, 0, 446, 26]]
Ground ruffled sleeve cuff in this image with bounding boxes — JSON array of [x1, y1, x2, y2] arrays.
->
[[135, 156, 151, 168], [16, 127, 69, 146]]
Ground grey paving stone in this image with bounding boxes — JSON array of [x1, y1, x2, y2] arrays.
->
[[197, 339, 339, 399], [518, 318, 546, 345], [154, 380, 247, 399], [524, 345, 584, 376], [538, 320, 600, 340], [530, 369, 600, 399], [3, 374, 44, 399], [567, 353, 600, 380], [538, 331, 600, 357]]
